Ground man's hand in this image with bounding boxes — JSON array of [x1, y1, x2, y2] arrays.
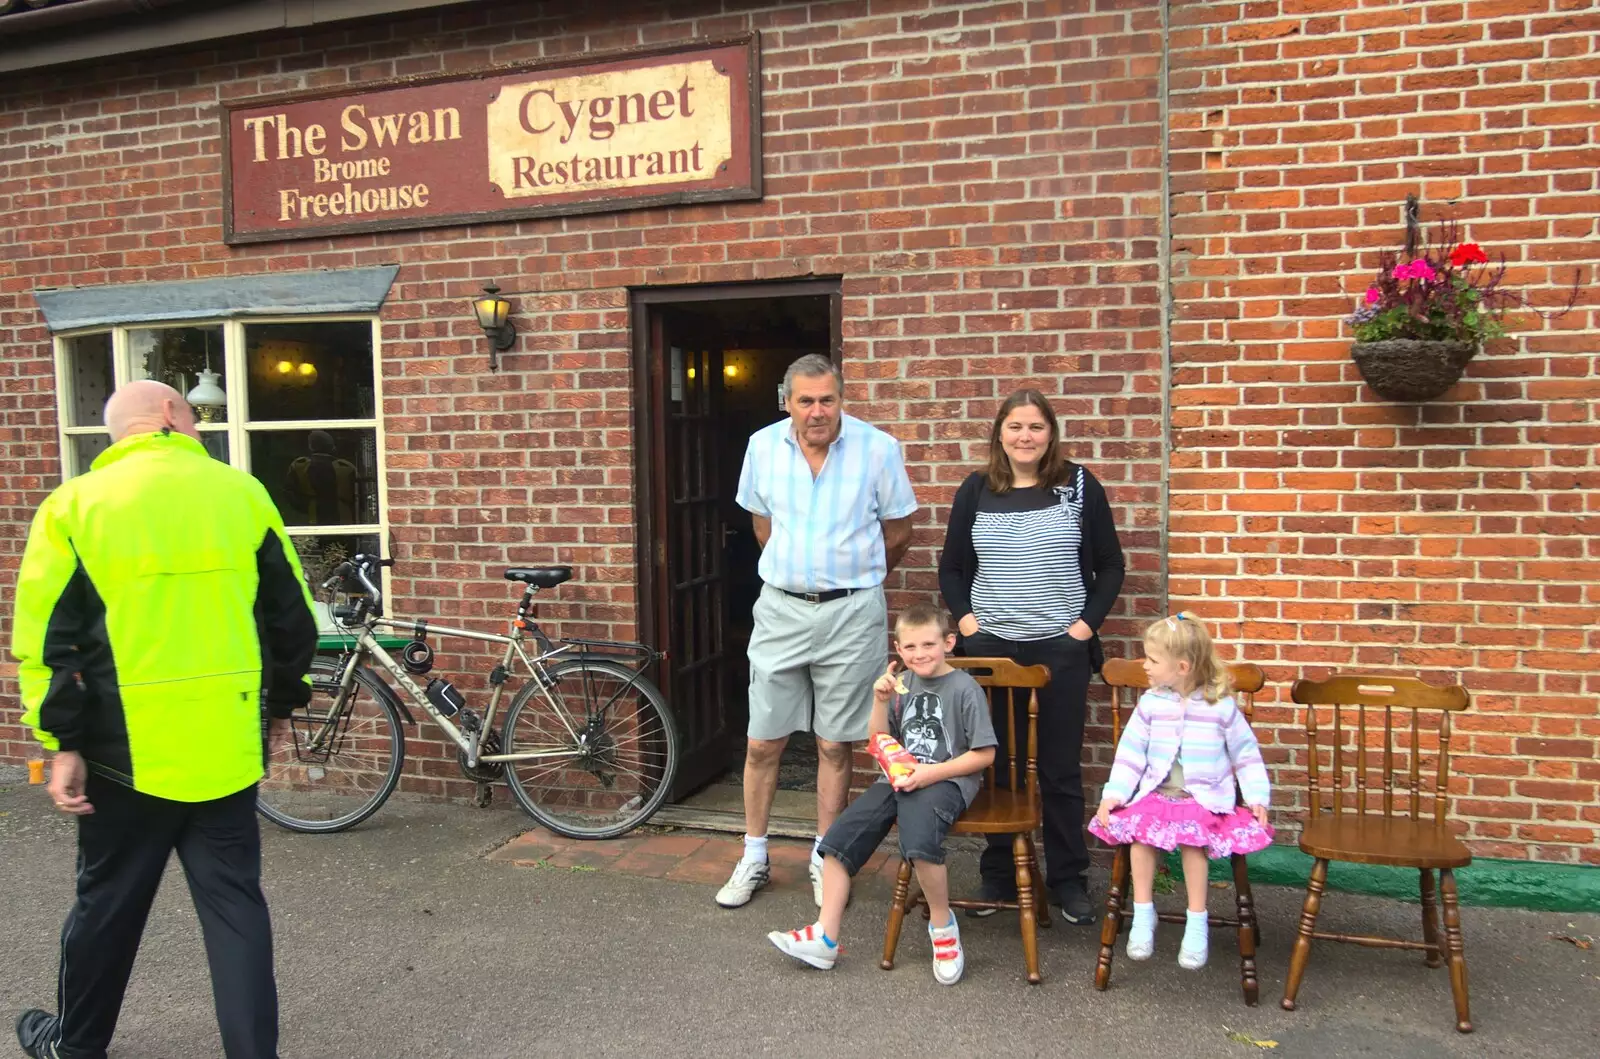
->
[[268, 717, 291, 755], [1248, 804, 1269, 828], [47, 751, 94, 815], [957, 613, 979, 638], [891, 761, 938, 792], [1094, 797, 1120, 831], [1067, 619, 1094, 642]]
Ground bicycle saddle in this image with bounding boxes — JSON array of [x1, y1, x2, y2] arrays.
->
[[504, 566, 572, 588]]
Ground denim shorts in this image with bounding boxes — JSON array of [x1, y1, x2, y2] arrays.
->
[[816, 780, 966, 875]]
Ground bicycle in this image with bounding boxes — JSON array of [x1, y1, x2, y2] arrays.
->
[[257, 554, 679, 840]]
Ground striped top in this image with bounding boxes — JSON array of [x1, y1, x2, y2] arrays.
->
[[735, 413, 918, 592], [968, 467, 1087, 641], [1102, 687, 1272, 815]]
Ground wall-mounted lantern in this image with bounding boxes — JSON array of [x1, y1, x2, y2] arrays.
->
[[473, 283, 516, 371]]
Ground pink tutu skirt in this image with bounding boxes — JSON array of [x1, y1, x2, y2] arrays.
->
[[1089, 792, 1274, 859]]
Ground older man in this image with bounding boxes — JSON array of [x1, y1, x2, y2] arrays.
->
[[716, 354, 917, 909], [12, 381, 317, 1059]]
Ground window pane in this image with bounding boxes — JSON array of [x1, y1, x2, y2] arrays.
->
[[129, 326, 228, 423], [244, 322, 375, 422], [292, 533, 381, 596], [252, 428, 378, 527], [68, 433, 112, 476], [198, 430, 229, 463], [63, 333, 114, 427]]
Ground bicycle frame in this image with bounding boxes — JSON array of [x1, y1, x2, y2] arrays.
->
[[315, 615, 658, 769]]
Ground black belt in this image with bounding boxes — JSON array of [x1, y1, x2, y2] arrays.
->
[[777, 587, 858, 604]]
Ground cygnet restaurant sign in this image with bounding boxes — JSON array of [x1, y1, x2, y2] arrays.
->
[[222, 37, 760, 244]]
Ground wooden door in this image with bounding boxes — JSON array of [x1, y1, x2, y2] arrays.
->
[[648, 312, 732, 798]]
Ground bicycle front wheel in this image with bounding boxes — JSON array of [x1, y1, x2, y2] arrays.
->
[[258, 656, 406, 833], [501, 657, 679, 839]]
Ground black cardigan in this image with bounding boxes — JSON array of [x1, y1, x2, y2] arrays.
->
[[938, 465, 1126, 664]]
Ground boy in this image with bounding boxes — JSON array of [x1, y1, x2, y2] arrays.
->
[[767, 604, 996, 985]]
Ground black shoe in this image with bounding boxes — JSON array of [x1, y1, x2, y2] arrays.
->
[[16, 1009, 60, 1059], [965, 879, 1018, 919], [1054, 879, 1096, 925]]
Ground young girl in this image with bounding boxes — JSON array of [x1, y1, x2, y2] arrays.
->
[[1089, 613, 1273, 970]]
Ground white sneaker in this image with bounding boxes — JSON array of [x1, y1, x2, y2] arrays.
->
[[715, 858, 770, 909], [1127, 921, 1155, 961], [929, 919, 965, 985], [768, 923, 837, 970], [1178, 911, 1208, 969], [809, 858, 824, 907], [1178, 940, 1208, 970]]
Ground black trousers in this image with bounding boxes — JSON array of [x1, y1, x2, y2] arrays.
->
[[963, 630, 1094, 893], [53, 775, 278, 1059]]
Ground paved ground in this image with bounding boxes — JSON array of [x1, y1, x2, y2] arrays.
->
[[1, 766, 1596, 1059]]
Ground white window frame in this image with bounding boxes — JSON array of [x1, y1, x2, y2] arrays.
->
[[50, 316, 389, 565]]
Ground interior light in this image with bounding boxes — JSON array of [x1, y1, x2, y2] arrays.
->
[[724, 364, 738, 378], [298, 362, 317, 376], [276, 360, 294, 374], [686, 367, 696, 380]]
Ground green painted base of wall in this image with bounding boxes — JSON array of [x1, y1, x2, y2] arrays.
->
[[1161, 846, 1600, 913]]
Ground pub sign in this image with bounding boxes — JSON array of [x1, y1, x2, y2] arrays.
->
[[223, 37, 761, 244]]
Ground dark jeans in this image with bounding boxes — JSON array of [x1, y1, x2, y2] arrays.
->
[[963, 630, 1093, 893], [817, 780, 966, 875], [53, 775, 278, 1059]]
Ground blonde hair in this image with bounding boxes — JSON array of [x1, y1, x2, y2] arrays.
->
[[1143, 612, 1232, 703]]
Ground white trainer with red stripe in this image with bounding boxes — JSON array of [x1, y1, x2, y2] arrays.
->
[[767, 923, 838, 970], [929, 919, 965, 985]]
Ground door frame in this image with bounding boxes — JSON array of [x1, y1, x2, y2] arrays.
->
[[628, 278, 843, 785]]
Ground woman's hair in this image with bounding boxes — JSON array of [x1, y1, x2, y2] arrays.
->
[[1143, 612, 1233, 703], [984, 388, 1069, 493]]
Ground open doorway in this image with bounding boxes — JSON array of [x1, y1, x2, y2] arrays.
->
[[631, 280, 840, 821]]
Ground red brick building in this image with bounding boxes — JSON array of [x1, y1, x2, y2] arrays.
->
[[1, 0, 1594, 870]]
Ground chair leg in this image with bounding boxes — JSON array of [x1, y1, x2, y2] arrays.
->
[[880, 859, 914, 971], [1231, 853, 1259, 1007], [1439, 868, 1473, 1033], [1419, 868, 1443, 969], [1026, 834, 1051, 929], [1094, 843, 1130, 991], [1012, 833, 1042, 984], [1280, 857, 1328, 1012]]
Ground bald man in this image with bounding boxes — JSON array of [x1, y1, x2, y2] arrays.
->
[[12, 381, 318, 1059]]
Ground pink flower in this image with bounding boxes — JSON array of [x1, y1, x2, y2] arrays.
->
[[1365, 287, 1380, 304], [1392, 259, 1436, 282]]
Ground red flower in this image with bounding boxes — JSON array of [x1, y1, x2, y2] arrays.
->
[[1450, 242, 1488, 267]]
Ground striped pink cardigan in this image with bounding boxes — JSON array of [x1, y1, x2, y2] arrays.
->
[[1102, 686, 1271, 815]]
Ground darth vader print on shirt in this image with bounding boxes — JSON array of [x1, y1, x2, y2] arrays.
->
[[896, 690, 952, 764]]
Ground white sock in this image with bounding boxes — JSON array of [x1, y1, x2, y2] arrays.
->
[[810, 835, 824, 865], [1182, 908, 1208, 950], [742, 834, 769, 864], [1130, 902, 1156, 944]]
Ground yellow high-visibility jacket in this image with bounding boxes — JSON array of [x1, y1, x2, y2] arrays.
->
[[12, 430, 318, 802]]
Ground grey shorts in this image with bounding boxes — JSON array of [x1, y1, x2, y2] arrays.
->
[[817, 780, 966, 874], [745, 583, 887, 743]]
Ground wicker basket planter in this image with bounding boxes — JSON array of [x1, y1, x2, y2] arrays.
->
[[1350, 339, 1478, 402]]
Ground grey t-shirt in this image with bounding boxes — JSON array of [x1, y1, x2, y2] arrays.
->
[[888, 668, 998, 807]]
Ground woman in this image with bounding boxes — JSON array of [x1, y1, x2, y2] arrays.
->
[[938, 388, 1125, 924]]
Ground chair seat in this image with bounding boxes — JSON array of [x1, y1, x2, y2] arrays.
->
[[1299, 814, 1471, 869], [948, 788, 1037, 834]]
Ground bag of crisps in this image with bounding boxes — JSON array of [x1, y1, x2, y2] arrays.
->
[[869, 732, 917, 784]]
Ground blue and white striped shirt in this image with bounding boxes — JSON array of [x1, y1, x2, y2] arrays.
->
[[735, 413, 918, 592]]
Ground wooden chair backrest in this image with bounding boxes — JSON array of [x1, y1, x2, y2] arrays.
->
[[1289, 674, 1470, 826], [1099, 658, 1266, 742], [946, 657, 1051, 804]]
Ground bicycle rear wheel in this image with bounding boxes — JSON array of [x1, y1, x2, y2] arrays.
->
[[501, 657, 679, 839], [257, 656, 406, 833]]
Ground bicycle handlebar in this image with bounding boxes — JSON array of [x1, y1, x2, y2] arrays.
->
[[323, 554, 392, 622]]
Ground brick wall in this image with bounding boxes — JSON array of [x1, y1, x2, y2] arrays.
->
[[0, 1, 1167, 800], [1167, 0, 1600, 863]]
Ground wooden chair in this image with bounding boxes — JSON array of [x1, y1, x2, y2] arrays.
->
[[1093, 659, 1268, 1004], [1281, 674, 1473, 1033], [879, 657, 1053, 984]]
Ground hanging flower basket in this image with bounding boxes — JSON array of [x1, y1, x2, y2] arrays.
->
[[1350, 339, 1477, 402]]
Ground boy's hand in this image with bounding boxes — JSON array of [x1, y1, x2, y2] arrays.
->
[[872, 662, 905, 703], [1095, 798, 1120, 830], [892, 762, 936, 792], [1248, 804, 1269, 827]]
